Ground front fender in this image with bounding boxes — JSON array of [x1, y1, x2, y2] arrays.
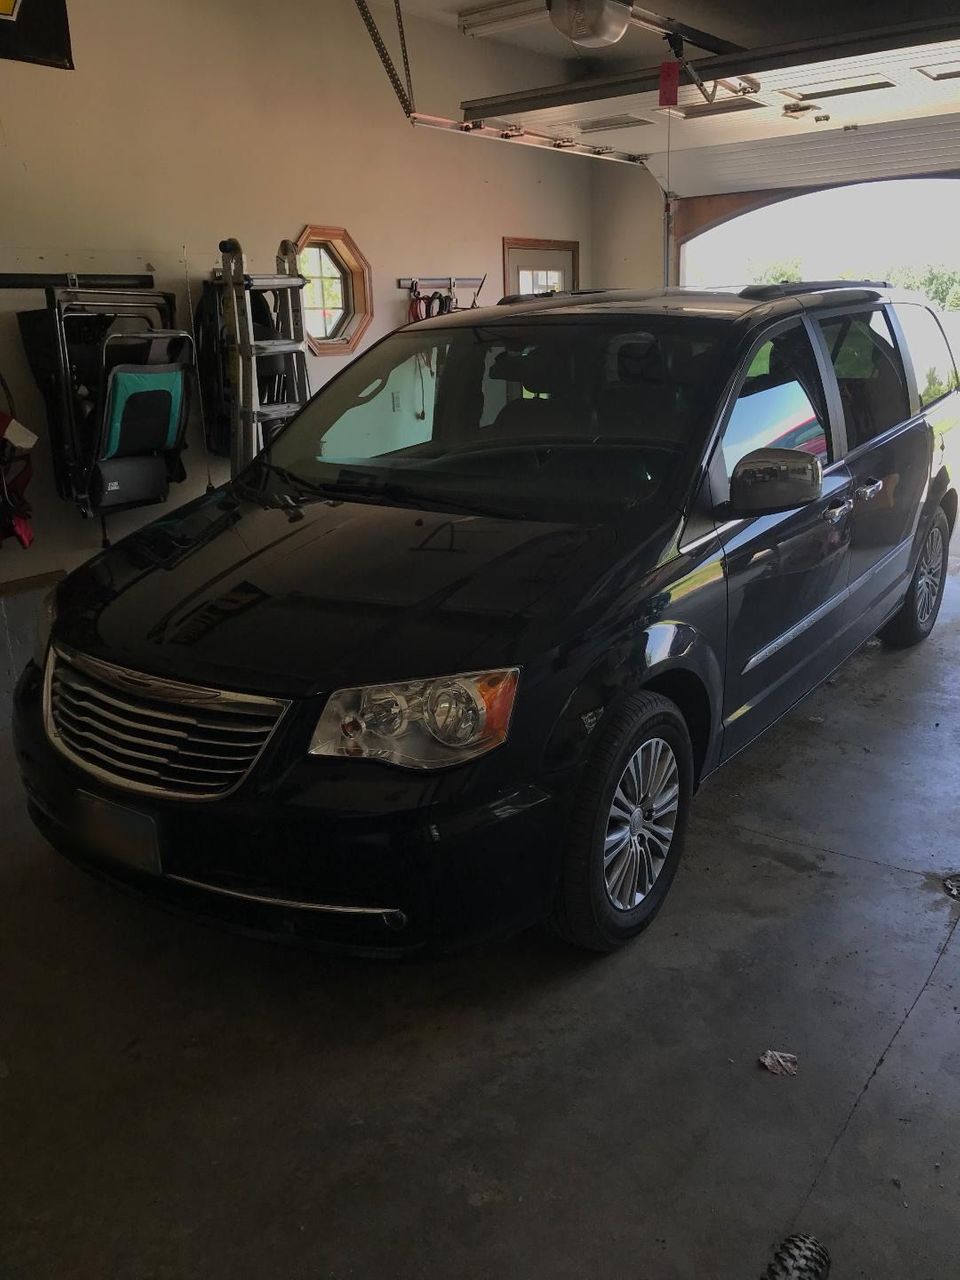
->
[[543, 619, 725, 780]]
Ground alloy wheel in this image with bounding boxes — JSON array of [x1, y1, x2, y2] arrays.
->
[[917, 524, 945, 626], [603, 737, 679, 912]]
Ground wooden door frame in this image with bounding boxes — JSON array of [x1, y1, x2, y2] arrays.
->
[[502, 237, 580, 295]]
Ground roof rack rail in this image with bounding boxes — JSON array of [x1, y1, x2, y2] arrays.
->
[[497, 288, 607, 306], [739, 280, 891, 301]]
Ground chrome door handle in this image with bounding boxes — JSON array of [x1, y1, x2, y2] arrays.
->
[[822, 497, 854, 524], [855, 478, 884, 502]]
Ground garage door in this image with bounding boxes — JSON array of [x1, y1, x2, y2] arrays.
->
[[458, 27, 960, 196]]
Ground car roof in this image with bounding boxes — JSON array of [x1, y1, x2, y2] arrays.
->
[[406, 283, 913, 333]]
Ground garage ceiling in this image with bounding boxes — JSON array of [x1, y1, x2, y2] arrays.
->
[[403, 1, 960, 64], [397, 0, 675, 64], [393, 3, 960, 195]]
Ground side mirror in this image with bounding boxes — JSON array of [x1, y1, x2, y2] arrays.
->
[[728, 447, 823, 517]]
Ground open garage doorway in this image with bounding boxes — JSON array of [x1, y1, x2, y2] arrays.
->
[[681, 178, 960, 346]]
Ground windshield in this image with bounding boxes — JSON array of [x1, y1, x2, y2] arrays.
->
[[259, 318, 729, 522]]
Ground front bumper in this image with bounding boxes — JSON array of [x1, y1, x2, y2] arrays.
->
[[13, 662, 569, 953]]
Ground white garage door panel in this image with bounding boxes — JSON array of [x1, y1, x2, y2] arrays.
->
[[471, 36, 960, 196], [647, 112, 960, 195]]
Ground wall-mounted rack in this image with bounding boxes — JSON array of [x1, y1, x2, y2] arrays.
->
[[397, 277, 485, 291]]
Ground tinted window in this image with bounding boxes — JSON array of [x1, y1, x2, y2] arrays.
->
[[817, 309, 909, 448], [721, 323, 829, 477], [894, 303, 959, 407], [265, 319, 728, 523]]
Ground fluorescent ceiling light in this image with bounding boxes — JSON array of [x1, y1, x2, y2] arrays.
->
[[458, 0, 545, 37], [916, 60, 960, 81]]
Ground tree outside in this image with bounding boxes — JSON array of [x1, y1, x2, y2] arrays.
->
[[747, 260, 960, 312], [684, 181, 960, 323]]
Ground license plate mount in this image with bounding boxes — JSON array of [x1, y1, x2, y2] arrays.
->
[[76, 791, 161, 875]]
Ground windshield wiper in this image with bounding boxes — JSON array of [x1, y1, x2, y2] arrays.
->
[[417, 493, 526, 521], [328, 479, 524, 520], [236, 462, 317, 498], [252, 462, 524, 520], [247, 462, 395, 503]]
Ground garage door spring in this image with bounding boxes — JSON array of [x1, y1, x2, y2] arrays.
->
[[352, 0, 416, 117]]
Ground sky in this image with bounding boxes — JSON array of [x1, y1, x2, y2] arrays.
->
[[682, 179, 960, 288]]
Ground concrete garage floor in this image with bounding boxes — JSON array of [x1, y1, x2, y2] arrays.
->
[[2, 561, 959, 1280]]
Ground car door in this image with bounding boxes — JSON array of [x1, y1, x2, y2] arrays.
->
[[713, 317, 854, 761], [811, 305, 931, 646]]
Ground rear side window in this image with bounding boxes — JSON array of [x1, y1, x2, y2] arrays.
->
[[816, 309, 909, 449], [721, 323, 829, 477], [893, 303, 959, 407]]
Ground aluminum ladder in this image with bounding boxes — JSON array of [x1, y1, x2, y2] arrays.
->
[[218, 238, 311, 477]]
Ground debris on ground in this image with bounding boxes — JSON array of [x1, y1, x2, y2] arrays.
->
[[943, 875, 960, 901], [759, 1049, 798, 1076], [891, 1176, 902, 1189], [807, 715, 825, 724]]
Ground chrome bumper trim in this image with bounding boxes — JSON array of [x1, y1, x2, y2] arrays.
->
[[166, 874, 408, 927]]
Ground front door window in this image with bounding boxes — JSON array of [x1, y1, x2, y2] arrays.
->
[[720, 323, 830, 482]]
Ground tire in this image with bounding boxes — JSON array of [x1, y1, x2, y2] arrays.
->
[[550, 691, 693, 952], [760, 1233, 831, 1280], [879, 507, 950, 648]]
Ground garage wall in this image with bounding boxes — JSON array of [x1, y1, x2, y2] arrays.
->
[[591, 163, 665, 290], [0, 0, 602, 587]]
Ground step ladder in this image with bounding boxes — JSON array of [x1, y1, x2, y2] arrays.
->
[[218, 238, 311, 477]]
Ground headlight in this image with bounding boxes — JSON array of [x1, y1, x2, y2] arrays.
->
[[33, 588, 57, 668], [309, 668, 519, 769]]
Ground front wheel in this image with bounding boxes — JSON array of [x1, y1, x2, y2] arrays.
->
[[550, 692, 693, 952], [879, 508, 949, 648]]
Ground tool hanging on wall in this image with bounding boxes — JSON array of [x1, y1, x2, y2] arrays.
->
[[400, 276, 486, 322], [353, 0, 416, 118], [408, 282, 454, 322], [217, 239, 311, 478]]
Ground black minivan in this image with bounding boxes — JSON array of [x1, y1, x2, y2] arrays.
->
[[14, 283, 960, 952]]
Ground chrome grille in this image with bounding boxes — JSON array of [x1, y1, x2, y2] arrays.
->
[[44, 646, 289, 800]]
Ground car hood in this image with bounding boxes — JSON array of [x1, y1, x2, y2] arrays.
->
[[54, 487, 674, 697]]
